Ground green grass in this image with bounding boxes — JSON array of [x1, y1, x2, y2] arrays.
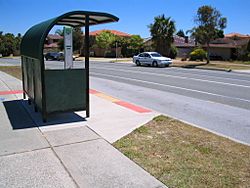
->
[[114, 115, 250, 188]]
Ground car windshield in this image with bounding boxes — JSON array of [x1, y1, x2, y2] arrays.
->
[[50, 52, 58, 55], [150, 53, 162, 57]]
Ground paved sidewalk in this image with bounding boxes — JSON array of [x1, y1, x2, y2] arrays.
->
[[233, 69, 250, 73], [0, 71, 165, 188]]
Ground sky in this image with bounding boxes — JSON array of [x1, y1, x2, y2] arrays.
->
[[0, 0, 249, 38]]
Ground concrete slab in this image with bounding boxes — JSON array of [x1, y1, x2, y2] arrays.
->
[[0, 71, 22, 92], [0, 100, 49, 156], [0, 148, 77, 188], [54, 139, 165, 188], [43, 126, 100, 147], [21, 99, 86, 127], [77, 95, 159, 143]]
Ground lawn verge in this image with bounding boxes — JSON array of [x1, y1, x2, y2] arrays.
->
[[113, 115, 250, 188], [172, 60, 250, 71], [0, 66, 22, 80]]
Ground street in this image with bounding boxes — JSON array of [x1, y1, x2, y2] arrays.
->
[[89, 61, 250, 145], [1, 58, 250, 144]]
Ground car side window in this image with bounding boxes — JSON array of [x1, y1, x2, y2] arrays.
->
[[145, 53, 150, 58], [139, 53, 145, 57]]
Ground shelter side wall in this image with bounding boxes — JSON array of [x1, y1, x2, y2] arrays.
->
[[44, 69, 86, 113], [22, 57, 43, 110]]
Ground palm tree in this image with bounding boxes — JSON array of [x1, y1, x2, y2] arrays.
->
[[149, 14, 176, 56]]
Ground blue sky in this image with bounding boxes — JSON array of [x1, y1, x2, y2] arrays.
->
[[0, 0, 249, 38]]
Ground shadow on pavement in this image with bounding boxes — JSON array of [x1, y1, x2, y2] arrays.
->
[[3, 100, 86, 129]]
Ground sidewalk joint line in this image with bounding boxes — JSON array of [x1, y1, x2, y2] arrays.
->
[[52, 137, 102, 148], [0, 147, 50, 158], [19, 101, 80, 188]]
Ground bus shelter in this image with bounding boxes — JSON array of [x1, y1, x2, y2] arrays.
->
[[20, 11, 119, 122]]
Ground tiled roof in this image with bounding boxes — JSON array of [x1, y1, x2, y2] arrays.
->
[[209, 37, 249, 48], [234, 38, 250, 46], [208, 43, 236, 48], [47, 34, 63, 40], [89, 29, 131, 37], [225, 33, 250, 38], [173, 35, 196, 47], [44, 43, 59, 48], [144, 35, 196, 47]]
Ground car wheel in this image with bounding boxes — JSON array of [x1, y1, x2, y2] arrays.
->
[[152, 61, 158, 67], [135, 60, 141, 66]]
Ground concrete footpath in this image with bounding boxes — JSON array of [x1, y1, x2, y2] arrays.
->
[[0, 71, 165, 188]]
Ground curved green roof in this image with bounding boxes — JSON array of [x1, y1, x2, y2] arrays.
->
[[20, 10, 119, 59]]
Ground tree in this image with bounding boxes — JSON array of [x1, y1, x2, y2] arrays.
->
[[116, 35, 144, 57], [190, 5, 227, 63], [0, 32, 4, 55], [129, 35, 144, 51], [56, 27, 84, 53], [176, 29, 185, 38], [55, 29, 63, 36], [149, 14, 176, 56], [0, 33, 16, 56], [72, 27, 84, 53], [95, 31, 116, 49], [15, 33, 22, 51], [247, 40, 250, 53], [0, 32, 22, 56]]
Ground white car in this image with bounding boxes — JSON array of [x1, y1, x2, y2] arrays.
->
[[133, 52, 172, 67]]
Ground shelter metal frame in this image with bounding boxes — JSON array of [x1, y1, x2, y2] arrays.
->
[[20, 11, 119, 122]]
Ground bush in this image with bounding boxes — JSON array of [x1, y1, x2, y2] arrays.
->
[[169, 46, 178, 59], [121, 47, 139, 57], [189, 48, 207, 61], [238, 52, 250, 61], [104, 50, 116, 58]]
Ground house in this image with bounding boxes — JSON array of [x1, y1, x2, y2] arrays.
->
[[143, 35, 196, 57], [144, 33, 250, 60], [207, 33, 250, 60], [89, 29, 131, 57], [225, 33, 250, 39], [44, 34, 63, 52], [173, 35, 196, 57]]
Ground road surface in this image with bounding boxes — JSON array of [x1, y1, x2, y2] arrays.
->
[[1, 58, 250, 144], [89, 61, 250, 145]]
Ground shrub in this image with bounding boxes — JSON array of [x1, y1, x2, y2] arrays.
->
[[104, 50, 116, 58], [169, 46, 178, 59], [189, 48, 207, 61]]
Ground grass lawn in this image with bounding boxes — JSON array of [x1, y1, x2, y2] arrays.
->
[[0, 66, 22, 80], [114, 115, 250, 188]]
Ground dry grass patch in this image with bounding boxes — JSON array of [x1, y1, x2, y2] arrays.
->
[[173, 59, 250, 70], [114, 115, 250, 188], [202, 63, 250, 70], [0, 66, 22, 80]]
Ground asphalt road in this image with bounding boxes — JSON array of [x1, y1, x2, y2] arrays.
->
[[89, 62, 250, 145], [1, 58, 250, 144]]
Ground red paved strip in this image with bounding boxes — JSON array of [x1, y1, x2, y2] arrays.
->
[[0, 88, 152, 113], [89, 89, 101, 94], [114, 101, 151, 113], [0, 90, 23, 95]]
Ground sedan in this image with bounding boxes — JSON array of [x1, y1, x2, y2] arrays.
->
[[133, 52, 172, 67], [44, 52, 60, 61], [57, 52, 76, 61]]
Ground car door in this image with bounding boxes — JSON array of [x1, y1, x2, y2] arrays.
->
[[144, 53, 152, 65], [138, 53, 145, 63]]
